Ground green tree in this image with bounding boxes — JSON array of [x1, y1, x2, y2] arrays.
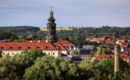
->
[[24, 56, 79, 80], [26, 34, 33, 40], [94, 45, 112, 55], [0, 50, 45, 79], [71, 50, 78, 55]]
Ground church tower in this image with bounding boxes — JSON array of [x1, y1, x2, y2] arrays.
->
[[46, 9, 57, 43], [114, 45, 120, 73]]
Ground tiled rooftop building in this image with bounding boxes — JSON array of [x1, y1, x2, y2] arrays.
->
[[0, 40, 74, 57]]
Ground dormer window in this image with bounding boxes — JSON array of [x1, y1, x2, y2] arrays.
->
[[17, 46, 21, 50], [8, 46, 12, 50], [56, 46, 60, 50], [44, 46, 48, 49], [35, 46, 39, 49], [26, 46, 30, 49], [38, 40, 40, 43], [0, 47, 3, 50]]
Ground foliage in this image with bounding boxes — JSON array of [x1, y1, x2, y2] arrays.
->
[[0, 50, 45, 80], [0, 50, 2, 57], [0, 51, 129, 80], [1, 26, 130, 45], [71, 50, 78, 55], [0, 32, 18, 40], [23, 56, 79, 80], [79, 58, 130, 80], [92, 45, 112, 56]]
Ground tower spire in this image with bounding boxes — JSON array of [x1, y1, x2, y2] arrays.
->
[[49, 7, 53, 18], [46, 8, 57, 43]]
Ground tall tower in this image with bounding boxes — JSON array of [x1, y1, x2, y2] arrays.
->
[[46, 9, 57, 43], [114, 45, 120, 73]]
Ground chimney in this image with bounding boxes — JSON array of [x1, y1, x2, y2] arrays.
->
[[114, 45, 120, 73]]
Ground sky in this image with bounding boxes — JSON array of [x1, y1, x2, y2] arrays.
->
[[0, 0, 130, 28]]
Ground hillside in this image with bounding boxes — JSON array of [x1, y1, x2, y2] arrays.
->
[[0, 26, 40, 36]]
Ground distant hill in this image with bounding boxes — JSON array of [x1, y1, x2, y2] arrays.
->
[[0, 26, 130, 40], [0, 26, 40, 36]]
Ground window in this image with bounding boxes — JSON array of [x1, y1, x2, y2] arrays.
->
[[53, 53, 55, 55], [17, 46, 21, 50], [8, 46, 12, 50], [0, 47, 3, 50], [35, 46, 39, 49], [26, 46, 30, 50], [56, 46, 60, 50], [44, 46, 48, 49]]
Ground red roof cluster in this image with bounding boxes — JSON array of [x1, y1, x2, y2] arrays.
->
[[0, 40, 74, 50], [87, 36, 114, 44], [93, 54, 114, 60], [116, 39, 128, 43], [116, 39, 129, 48], [92, 52, 130, 62], [55, 40, 74, 47], [105, 37, 113, 44]]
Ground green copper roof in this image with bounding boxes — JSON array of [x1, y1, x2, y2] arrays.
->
[[50, 9, 53, 18]]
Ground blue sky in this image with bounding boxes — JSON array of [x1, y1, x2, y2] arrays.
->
[[0, 0, 130, 28]]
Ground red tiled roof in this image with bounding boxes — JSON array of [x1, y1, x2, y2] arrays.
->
[[97, 39, 104, 43], [120, 53, 129, 58], [121, 44, 127, 48], [105, 38, 113, 43], [0, 40, 74, 50], [116, 39, 128, 44], [54, 40, 74, 47], [0, 42, 56, 50], [93, 53, 130, 62]]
